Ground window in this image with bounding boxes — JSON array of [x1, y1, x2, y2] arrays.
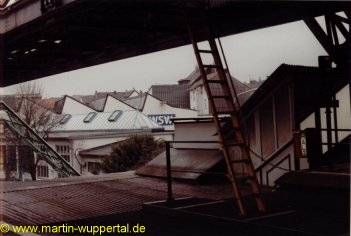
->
[[108, 110, 122, 122], [55, 145, 70, 163], [37, 165, 49, 178], [83, 112, 97, 123], [60, 114, 71, 124]]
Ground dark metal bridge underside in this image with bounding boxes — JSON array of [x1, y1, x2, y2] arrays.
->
[[0, 0, 350, 86]]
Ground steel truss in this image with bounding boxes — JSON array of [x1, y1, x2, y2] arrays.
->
[[0, 101, 79, 177], [304, 10, 351, 66]]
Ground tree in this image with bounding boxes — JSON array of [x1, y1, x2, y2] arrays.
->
[[102, 135, 164, 173], [11, 82, 60, 180]]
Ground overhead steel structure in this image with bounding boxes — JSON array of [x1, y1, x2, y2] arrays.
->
[[0, 0, 350, 86], [0, 0, 350, 211]]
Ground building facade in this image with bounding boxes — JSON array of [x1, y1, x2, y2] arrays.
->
[[138, 64, 351, 186]]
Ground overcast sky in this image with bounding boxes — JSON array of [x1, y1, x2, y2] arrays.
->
[[4, 20, 327, 98]]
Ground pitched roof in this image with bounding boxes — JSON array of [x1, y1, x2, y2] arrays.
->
[[79, 141, 119, 157], [53, 95, 99, 114], [240, 64, 349, 123], [51, 110, 162, 133], [241, 64, 319, 114], [188, 68, 252, 106], [97, 90, 135, 100], [53, 97, 65, 114], [184, 67, 203, 82], [150, 84, 190, 108], [0, 95, 19, 111], [88, 97, 106, 111], [86, 94, 135, 112], [123, 93, 147, 111], [246, 79, 265, 89], [189, 68, 249, 91], [68, 90, 138, 105], [136, 148, 223, 180], [37, 97, 61, 111]]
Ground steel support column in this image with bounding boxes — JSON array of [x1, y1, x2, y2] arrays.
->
[[0, 35, 4, 87]]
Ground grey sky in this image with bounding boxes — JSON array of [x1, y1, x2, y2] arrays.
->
[[4, 20, 326, 98]]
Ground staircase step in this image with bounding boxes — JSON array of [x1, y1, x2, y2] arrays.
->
[[207, 79, 225, 84], [203, 64, 219, 69], [230, 159, 250, 164], [216, 110, 237, 115], [212, 95, 231, 99], [198, 49, 213, 54], [236, 175, 256, 183], [223, 141, 245, 147], [242, 192, 262, 199]]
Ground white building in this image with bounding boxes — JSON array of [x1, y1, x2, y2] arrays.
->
[[56, 95, 96, 115], [123, 92, 198, 130], [138, 64, 351, 186], [37, 109, 171, 179], [88, 94, 136, 112], [188, 68, 253, 115]]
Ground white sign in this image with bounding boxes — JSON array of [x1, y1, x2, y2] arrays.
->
[[148, 114, 175, 126]]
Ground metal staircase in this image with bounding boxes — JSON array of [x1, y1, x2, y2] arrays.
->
[[186, 12, 266, 216], [0, 101, 79, 177]]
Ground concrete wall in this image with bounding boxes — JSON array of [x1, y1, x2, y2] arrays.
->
[[173, 121, 219, 149]]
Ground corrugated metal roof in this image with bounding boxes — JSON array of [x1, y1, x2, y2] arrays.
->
[[51, 110, 162, 132], [79, 141, 118, 157], [0, 172, 232, 225], [136, 149, 223, 180], [151, 84, 190, 108]]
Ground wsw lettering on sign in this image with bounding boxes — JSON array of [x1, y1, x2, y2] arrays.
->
[[148, 114, 176, 126]]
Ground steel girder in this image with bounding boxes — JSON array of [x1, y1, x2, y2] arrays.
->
[[304, 10, 351, 66], [0, 101, 79, 177]]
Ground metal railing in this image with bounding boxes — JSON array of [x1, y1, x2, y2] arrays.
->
[[320, 128, 351, 147], [255, 138, 294, 185], [164, 139, 295, 203], [265, 154, 291, 186]]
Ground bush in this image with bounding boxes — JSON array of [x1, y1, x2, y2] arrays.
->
[[102, 135, 164, 173]]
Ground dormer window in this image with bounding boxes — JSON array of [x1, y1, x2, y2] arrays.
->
[[83, 112, 97, 123], [59, 114, 71, 125], [108, 110, 122, 122]]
